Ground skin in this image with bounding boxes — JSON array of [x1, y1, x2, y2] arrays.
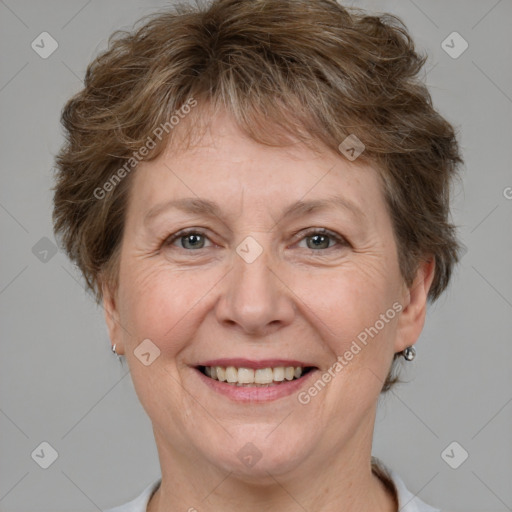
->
[[103, 109, 435, 512]]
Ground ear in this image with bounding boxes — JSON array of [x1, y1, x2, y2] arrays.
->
[[101, 278, 124, 355], [394, 257, 436, 353]]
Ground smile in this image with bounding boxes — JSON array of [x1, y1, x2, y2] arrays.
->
[[198, 365, 316, 386], [194, 361, 319, 402]]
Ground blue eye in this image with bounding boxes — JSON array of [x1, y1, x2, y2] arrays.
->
[[163, 228, 348, 252], [296, 228, 348, 251], [165, 229, 211, 250]]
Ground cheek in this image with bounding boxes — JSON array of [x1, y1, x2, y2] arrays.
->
[[117, 259, 217, 349], [294, 259, 400, 363]]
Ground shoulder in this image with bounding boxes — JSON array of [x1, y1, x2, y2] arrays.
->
[[104, 479, 161, 512], [373, 457, 441, 512]]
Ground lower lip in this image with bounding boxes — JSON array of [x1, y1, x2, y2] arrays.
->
[[194, 368, 319, 402]]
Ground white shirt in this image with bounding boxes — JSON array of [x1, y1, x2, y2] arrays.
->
[[104, 459, 440, 512]]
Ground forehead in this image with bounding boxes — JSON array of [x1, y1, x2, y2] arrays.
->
[[127, 110, 387, 226]]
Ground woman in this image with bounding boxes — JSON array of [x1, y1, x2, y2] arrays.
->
[[52, 0, 463, 510]]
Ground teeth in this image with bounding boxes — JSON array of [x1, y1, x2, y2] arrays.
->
[[216, 367, 226, 382], [273, 367, 285, 381], [202, 365, 306, 385], [237, 368, 254, 384], [225, 367, 238, 383], [255, 368, 273, 384]]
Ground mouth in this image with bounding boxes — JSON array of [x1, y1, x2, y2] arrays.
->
[[196, 364, 317, 387]]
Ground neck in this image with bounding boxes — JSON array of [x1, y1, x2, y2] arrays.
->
[[148, 465, 396, 512], [147, 427, 397, 512]]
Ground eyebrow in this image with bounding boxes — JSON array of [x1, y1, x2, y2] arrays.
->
[[143, 195, 366, 226]]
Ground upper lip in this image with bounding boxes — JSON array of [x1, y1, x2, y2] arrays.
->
[[196, 358, 317, 369]]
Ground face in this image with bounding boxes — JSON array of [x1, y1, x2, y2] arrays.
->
[[103, 109, 433, 480]]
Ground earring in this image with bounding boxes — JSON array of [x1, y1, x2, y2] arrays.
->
[[111, 344, 123, 360], [402, 346, 416, 361]]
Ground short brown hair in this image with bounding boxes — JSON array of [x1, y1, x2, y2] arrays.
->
[[52, 0, 464, 391]]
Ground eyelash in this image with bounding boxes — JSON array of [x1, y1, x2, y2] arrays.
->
[[162, 227, 349, 252]]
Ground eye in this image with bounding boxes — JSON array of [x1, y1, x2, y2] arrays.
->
[[162, 227, 349, 252], [163, 229, 212, 250], [295, 228, 348, 251]]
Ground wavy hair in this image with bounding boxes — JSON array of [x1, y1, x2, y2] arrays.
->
[[53, 0, 464, 391]]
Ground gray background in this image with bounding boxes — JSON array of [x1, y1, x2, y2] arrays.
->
[[1, 0, 511, 510]]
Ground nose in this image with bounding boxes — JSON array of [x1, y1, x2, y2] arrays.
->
[[215, 235, 296, 337]]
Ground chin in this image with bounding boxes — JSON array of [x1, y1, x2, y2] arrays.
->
[[197, 426, 316, 479]]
